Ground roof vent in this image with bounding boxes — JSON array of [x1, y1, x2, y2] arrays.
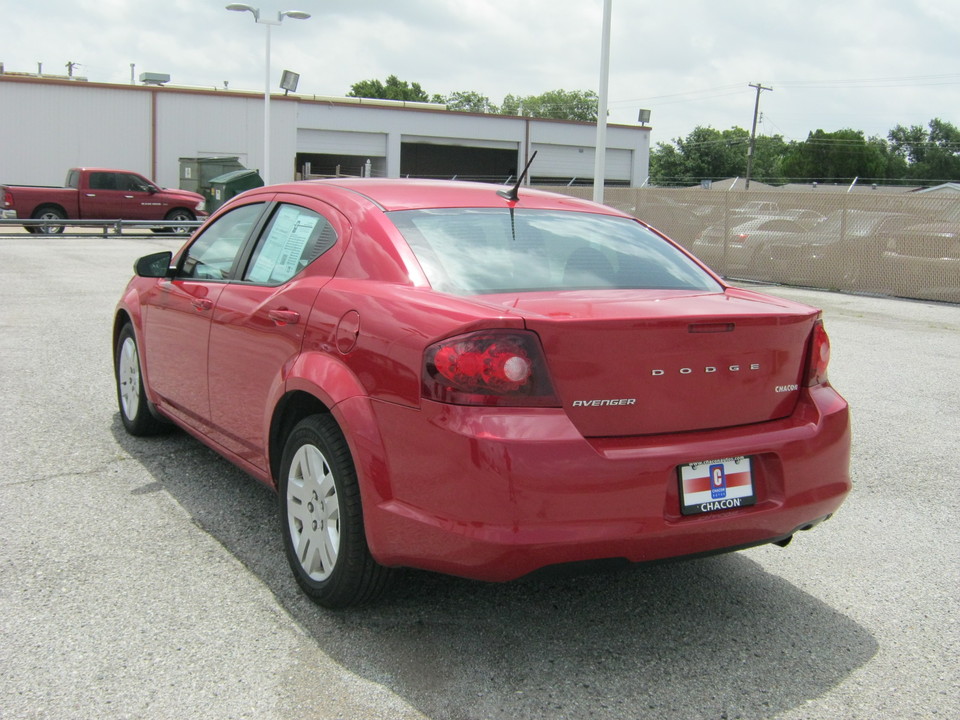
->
[[139, 72, 170, 86]]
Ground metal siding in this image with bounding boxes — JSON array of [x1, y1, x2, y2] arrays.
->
[[0, 83, 150, 186], [155, 93, 263, 186], [0, 80, 650, 188], [297, 102, 527, 144]]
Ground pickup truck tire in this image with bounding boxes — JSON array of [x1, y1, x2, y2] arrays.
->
[[30, 205, 66, 235], [153, 209, 196, 235]]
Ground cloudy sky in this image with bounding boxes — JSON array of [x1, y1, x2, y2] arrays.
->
[[4, 0, 958, 146]]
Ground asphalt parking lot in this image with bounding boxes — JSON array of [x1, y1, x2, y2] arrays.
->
[[1, 234, 958, 720]]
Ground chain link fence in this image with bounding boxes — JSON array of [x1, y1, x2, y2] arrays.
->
[[547, 186, 960, 304]]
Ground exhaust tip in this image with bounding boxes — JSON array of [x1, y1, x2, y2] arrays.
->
[[775, 513, 835, 548]]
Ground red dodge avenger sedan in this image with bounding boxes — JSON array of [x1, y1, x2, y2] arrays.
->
[[114, 178, 850, 608]]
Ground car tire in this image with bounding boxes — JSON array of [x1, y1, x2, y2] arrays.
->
[[153, 208, 196, 235], [115, 324, 168, 436], [32, 205, 66, 234], [278, 414, 393, 608]]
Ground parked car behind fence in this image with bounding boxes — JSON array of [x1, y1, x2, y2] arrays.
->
[[766, 210, 922, 290], [882, 220, 960, 302], [551, 186, 959, 303], [691, 216, 808, 280]]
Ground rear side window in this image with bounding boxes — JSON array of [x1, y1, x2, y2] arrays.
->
[[388, 208, 721, 295], [89, 172, 119, 190], [244, 204, 337, 285]]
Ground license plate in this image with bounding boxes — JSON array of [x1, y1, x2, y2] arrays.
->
[[678, 456, 756, 516]]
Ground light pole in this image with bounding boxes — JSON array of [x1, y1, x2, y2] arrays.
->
[[592, 0, 612, 204], [226, 4, 310, 185]]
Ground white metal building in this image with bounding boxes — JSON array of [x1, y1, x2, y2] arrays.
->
[[0, 74, 650, 191]]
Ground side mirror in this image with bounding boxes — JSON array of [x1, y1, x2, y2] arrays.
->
[[134, 251, 174, 278]]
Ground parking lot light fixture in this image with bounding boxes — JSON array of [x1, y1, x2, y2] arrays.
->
[[226, 3, 260, 19], [225, 4, 311, 184]]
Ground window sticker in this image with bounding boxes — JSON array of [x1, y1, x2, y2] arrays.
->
[[247, 206, 320, 284]]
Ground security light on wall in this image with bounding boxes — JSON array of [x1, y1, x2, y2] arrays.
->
[[638, 109, 651, 126]]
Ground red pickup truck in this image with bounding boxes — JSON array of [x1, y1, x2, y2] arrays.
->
[[0, 168, 207, 234]]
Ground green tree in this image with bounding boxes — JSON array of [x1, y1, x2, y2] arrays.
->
[[781, 129, 896, 183], [750, 135, 791, 185], [889, 118, 960, 182], [678, 126, 749, 182], [650, 126, 791, 186], [442, 90, 498, 113], [347, 75, 431, 102], [649, 142, 687, 186], [500, 89, 599, 121]]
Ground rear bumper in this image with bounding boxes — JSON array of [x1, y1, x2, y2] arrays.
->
[[1, 209, 17, 220], [350, 385, 851, 581]]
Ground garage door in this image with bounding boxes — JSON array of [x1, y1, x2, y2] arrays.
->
[[297, 129, 387, 157], [531, 144, 633, 182]]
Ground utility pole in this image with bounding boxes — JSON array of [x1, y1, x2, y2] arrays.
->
[[744, 82, 772, 189]]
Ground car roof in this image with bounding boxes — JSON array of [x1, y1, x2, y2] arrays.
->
[[283, 178, 631, 215], [731, 215, 803, 229]]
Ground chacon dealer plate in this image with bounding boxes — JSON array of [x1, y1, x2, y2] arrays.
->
[[678, 456, 757, 516]]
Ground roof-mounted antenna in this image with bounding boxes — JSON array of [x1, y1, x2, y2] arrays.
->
[[497, 150, 538, 202]]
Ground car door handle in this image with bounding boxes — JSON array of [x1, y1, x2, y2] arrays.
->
[[85, 193, 96, 197], [268, 309, 300, 326], [191, 298, 214, 311], [124, 195, 134, 199]]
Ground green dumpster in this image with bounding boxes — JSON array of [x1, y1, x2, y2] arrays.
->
[[208, 169, 264, 211], [178, 156, 245, 195]]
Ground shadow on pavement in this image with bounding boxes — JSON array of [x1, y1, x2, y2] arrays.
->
[[113, 417, 877, 720]]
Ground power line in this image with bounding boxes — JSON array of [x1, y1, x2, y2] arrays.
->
[[610, 88, 744, 108], [663, 137, 960, 151], [778, 73, 960, 89], [611, 82, 744, 103], [611, 73, 960, 108], [676, 137, 749, 148]]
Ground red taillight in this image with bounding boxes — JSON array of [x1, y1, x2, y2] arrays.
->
[[731, 233, 749, 245], [422, 330, 560, 407], [804, 319, 831, 386]]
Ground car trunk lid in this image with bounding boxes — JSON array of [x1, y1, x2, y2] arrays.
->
[[492, 288, 817, 437]]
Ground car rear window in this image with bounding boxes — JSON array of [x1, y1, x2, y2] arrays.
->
[[387, 208, 721, 295]]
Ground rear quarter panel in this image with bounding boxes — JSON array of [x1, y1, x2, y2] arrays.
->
[[302, 278, 526, 408]]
